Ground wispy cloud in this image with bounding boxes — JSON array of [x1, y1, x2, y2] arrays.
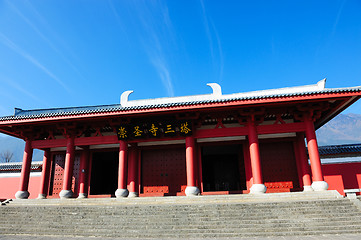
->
[[200, 0, 224, 83], [130, 0, 175, 97], [210, 20, 224, 84], [0, 75, 46, 107], [108, 0, 129, 42], [6, 0, 86, 81], [0, 33, 71, 93], [151, 57, 174, 97], [331, 0, 346, 37]]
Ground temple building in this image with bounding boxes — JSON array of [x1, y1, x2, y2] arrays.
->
[[0, 79, 360, 199]]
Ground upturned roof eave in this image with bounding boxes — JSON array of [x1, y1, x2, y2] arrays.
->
[[0, 89, 360, 127]]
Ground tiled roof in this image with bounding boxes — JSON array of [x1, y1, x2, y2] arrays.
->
[[319, 144, 361, 156], [0, 86, 360, 121], [0, 161, 42, 171]]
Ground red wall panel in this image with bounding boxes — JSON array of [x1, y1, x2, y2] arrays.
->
[[323, 162, 361, 195], [0, 174, 41, 200]]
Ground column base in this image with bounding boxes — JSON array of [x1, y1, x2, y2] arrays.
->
[[250, 184, 267, 194], [115, 189, 129, 198], [37, 194, 47, 199], [15, 191, 29, 199], [185, 186, 200, 196], [128, 192, 139, 198], [77, 193, 88, 199], [311, 181, 328, 191], [303, 185, 314, 192], [59, 190, 73, 199]]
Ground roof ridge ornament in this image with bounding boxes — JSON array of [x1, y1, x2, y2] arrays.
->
[[207, 83, 222, 97], [120, 90, 134, 107], [121, 83, 222, 107], [14, 108, 23, 115], [317, 78, 326, 90]]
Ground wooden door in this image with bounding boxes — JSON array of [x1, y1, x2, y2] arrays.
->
[[260, 141, 300, 192], [50, 154, 80, 197], [141, 147, 187, 196]]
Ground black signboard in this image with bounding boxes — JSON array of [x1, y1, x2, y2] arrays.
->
[[116, 120, 192, 140]]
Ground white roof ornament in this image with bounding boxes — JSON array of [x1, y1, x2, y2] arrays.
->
[[207, 83, 222, 97], [120, 90, 134, 107], [120, 79, 329, 108], [317, 78, 326, 90]]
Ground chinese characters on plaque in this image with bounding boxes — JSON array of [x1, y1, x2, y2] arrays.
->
[[116, 121, 192, 140]]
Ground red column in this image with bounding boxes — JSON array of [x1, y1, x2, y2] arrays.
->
[[248, 119, 266, 194], [37, 149, 52, 199], [59, 137, 75, 198], [78, 147, 90, 198], [15, 140, 33, 199], [185, 136, 200, 196], [304, 116, 328, 191], [128, 146, 139, 197], [197, 145, 203, 193], [243, 143, 253, 191], [115, 140, 129, 197], [296, 133, 313, 191]]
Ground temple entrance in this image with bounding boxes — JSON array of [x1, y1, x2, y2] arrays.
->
[[202, 144, 246, 192], [89, 151, 118, 195], [141, 147, 187, 196]]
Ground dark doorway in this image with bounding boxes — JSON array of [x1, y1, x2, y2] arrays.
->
[[90, 151, 118, 195], [202, 144, 246, 192]]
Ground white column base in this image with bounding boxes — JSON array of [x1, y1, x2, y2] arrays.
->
[[250, 184, 267, 194], [303, 185, 314, 192], [115, 189, 129, 198], [311, 181, 328, 191], [59, 190, 73, 199], [15, 191, 29, 199], [185, 186, 200, 196], [37, 193, 47, 199], [128, 192, 139, 198], [77, 193, 88, 199]]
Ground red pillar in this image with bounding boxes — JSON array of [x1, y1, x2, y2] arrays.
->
[[243, 143, 253, 191], [197, 145, 203, 193], [15, 140, 33, 199], [115, 140, 129, 197], [185, 136, 200, 196], [78, 147, 90, 198], [296, 133, 313, 191], [248, 119, 266, 194], [128, 146, 139, 197], [37, 149, 52, 199], [304, 116, 328, 191], [59, 137, 75, 198]]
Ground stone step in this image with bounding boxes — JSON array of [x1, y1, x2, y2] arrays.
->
[[5, 190, 343, 206], [2, 225, 361, 237], [1, 191, 360, 238], [2, 200, 356, 211], [2, 218, 361, 229]]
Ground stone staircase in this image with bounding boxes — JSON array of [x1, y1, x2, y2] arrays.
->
[[1, 191, 361, 239]]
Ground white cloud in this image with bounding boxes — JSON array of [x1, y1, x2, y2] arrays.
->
[[0, 33, 71, 93]]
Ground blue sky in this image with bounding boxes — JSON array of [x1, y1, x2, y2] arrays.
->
[[0, 0, 361, 117]]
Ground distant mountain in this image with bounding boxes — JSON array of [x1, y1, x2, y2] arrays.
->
[[316, 113, 361, 146], [0, 113, 360, 163], [0, 135, 42, 163]]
